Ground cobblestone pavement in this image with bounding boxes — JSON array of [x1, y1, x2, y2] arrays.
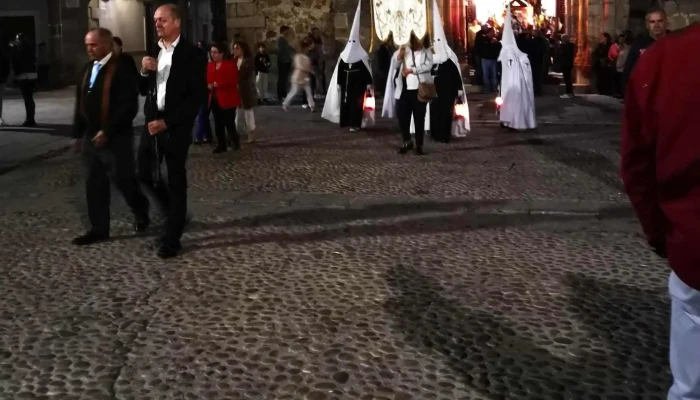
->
[[0, 106, 671, 400]]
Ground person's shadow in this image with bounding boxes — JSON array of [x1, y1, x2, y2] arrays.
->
[[384, 265, 671, 399]]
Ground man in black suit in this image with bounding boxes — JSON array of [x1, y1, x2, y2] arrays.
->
[[138, 4, 207, 259], [71, 27, 150, 246], [113, 36, 138, 79]]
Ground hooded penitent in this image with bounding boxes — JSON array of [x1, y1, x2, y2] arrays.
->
[[322, 1, 374, 127], [427, 0, 470, 140], [498, 3, 536, 130]]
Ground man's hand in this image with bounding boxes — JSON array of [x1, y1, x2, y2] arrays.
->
[[148, 119, 167, 136], [92, 131, 107, 148], [141, 56, 157, 74], [208, 83, 214, 90], [71, 138, 82, 153]]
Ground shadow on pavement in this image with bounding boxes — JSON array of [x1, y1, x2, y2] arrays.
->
[[384, 265, 670, 399]]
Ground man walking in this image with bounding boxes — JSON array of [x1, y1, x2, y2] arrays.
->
[[276, 26, 295, 102], [71, 28, 149, 246], [138, 4, 207, 259], [558, 34, 576, 98], [620, 23, 700, 400]]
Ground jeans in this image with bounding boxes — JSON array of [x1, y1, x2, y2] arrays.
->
[[195, 106, 212, 142], [256, 72, 268, 100], [481, 59, 498, 93], [668, 272, 700, 400], [283, 83, 314, 108], [18, 79, 36, 123], [562, 67, 574, 95]]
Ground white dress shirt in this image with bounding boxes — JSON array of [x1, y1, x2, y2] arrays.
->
[[141, 36, 181, 111]]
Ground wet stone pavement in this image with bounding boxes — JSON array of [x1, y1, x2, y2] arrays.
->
[[0, 106, 671, 399]]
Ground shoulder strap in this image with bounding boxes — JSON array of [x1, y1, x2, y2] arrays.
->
[[411, 50, 422, 84]]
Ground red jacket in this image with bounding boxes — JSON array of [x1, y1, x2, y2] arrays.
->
[[207, 60, 240, 109], [620, 24, 700, 290]]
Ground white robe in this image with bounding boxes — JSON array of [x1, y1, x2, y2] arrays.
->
[[498, 46, 537, 130], [322, 57, 375, 128]]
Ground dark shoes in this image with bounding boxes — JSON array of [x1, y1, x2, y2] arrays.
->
[[22, 120, 37, 127], [398, 142, 414, 154], [212, 146, 227, 154], [72, 231, 109, 246], [134, 216, 150, 233], [398, 142, 424, 155], [151, 237, 182, 259]]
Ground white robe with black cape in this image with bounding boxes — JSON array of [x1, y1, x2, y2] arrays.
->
[[322, 1, 375, 128]]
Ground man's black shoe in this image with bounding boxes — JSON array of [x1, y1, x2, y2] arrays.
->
[[398, 142, 414, 155], [157, 242, 182, 259], [72, 232, 109, 246], [134, 217, 150, 233]]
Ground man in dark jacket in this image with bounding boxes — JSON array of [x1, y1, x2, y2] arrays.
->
[[137, 4, 207, 259], [113, 36, 138, 79], [276, 26, 295, 101], [71, 28, 149, 247], [620, 24, 700, 400], [476, 28, 501, 94], [558, 34, 576, 98], [622, 8, 668, 93]]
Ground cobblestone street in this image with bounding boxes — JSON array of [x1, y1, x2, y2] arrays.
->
[[0, 101, 672, 399]]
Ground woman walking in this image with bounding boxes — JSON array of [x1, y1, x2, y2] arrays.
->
[[282, 37, 315, 112], [207, 43, 241, 153], [233, 41, 258, 143], [393, 33, 433, 155]]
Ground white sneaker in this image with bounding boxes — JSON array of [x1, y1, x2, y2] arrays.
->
[[0, 118, 5, 126], [302, 104, 309, 109], [560, 94, 571, 99], [282, 105, 288, 112], [349, 128, 358, 132]]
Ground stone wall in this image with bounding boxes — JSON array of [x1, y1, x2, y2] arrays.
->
[[663, 0, 700, 29]]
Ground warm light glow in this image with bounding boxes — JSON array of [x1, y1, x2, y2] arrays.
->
[[495, 97, 503, 107], [455, 102, 469, 118], [364, 95, 376, 110], [373, 0, 428, 45]]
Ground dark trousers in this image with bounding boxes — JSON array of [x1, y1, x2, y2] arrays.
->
[[277, 62, 292, 100], [195, 105, 212, 142], [83, 134, 149, 236], [562, 66, 574, 94], [137, 127, 191, 245], [211, 97, 238, 149], [18, 79, 35, 123], [397, 89, 427, 148]]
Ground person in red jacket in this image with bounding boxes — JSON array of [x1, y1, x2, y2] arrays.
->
[[620, 23, 700, 400], [207, 43, 240, 153]]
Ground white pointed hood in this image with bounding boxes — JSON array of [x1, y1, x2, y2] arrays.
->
[[431, 0, 459, 66], [501, 4, 518, 48], [339, 0, 368, 64]]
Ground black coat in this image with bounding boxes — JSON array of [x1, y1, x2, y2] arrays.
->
[[0, 47, 10, 84], [138, 39, 207, 138], [72, 55, 139, 139], [11, 43, 36, 77]]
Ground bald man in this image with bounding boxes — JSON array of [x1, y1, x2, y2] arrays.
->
[[137, 4, 207, 259], [71, 28, 149, 246]]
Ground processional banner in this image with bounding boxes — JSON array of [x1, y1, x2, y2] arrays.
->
[[372, 0, 429, 45]]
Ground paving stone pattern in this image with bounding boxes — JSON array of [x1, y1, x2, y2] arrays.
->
[[0, 108, 671, 399]]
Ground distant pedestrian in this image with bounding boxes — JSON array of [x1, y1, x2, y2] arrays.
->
[[309, 27, 326, 98], [254, 42, 271, 104], [622, 8, 669, 94], [10, 33, 37, 127], [195, 41, 213, 144], [558, 34, 576, 98], [207, 43, 240, 153], [282, 38, 315, 112], [477, 28, 500, 94], [112, 36, 138, 79], [276, 26, 295, 101], [233, 41, 258, 143], [620, 23, 700, 400]]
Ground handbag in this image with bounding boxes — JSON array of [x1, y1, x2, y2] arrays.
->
[[410, 49, 437, 102]]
